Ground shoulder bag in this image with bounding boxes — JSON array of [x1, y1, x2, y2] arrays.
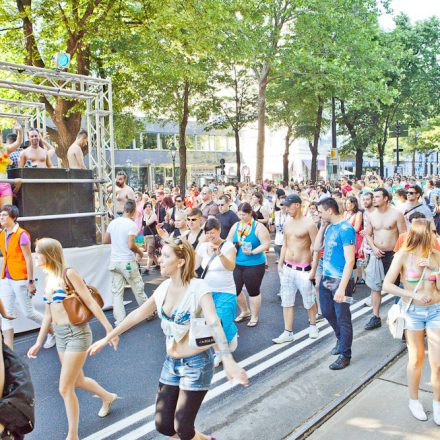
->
[[188, 281, 216, 348], [62, 268, 104, 326], [200, 242, 225, 279], [387, 264, 427, 339]]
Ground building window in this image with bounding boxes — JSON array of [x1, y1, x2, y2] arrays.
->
[[142, 133, 157, 149]]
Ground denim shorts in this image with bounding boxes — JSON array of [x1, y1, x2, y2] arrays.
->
[[402, 301, 440, 331], [159, 348, 215, 391], [53, 323, 92, 352]]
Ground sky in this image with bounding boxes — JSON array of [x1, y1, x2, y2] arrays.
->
[[379, 0, 440, 29]]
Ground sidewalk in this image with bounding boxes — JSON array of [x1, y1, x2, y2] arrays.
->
[[308, 352, 439, 440]]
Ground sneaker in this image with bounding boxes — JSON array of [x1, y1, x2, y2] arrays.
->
[[433, 400, 440, 425], [272, 330, 295, 344], [365, 315, 381, 330], [98, 393, 120, 417], [43, 333, 56, 349], [329, 355, 350, 370], [309, 325, 319, 339], [316, 313, 325, 323], [331, 343, 340, 356], [364, 296, 372, 307], [408, 399, 427, 421]]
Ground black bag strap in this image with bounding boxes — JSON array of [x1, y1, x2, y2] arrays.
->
[[404, 203, 422, 216], [200, 242, 225, 279]]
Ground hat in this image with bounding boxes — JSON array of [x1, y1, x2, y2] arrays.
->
[[276, 188, 286, 197], [284, 194, 302, 206]]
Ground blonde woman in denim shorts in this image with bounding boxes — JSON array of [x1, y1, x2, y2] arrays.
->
[[27, 238, 119, 440], [384, 218, 440, 426]]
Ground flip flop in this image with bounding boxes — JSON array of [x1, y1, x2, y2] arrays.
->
[[234, 313, 251, 323], [247, 319, 259, 327]]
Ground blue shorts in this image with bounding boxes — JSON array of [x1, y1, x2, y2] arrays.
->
[[212, 292, 237, 343], [402, 301, 440, 331], [159, 348, 214, 391]]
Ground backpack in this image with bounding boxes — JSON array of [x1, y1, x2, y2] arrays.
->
[[0, 342, 35, 439]]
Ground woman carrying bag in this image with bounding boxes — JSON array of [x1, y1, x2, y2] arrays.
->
[[26, 238, 119, 440], [88, 238, 248, 440], [383, 218, 440, 425], [196, 218, 238, 366]]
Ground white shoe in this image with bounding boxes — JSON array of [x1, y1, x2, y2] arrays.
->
[[433, 400, 440, 425], [365, 296, 372, 307], [408, 399, 427, 421], [309, 325, 319, 339], [98, 393, 120, 417], [272, 331, 295, 344], [43, 333, 56, 349]]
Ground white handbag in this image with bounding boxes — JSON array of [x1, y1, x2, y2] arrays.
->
[[188, 285, 215, 348], [387, 265, 426, 339]]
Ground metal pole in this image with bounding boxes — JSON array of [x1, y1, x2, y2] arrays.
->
[[172, 157, 176, 187]]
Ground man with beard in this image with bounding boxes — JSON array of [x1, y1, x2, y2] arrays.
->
[[111, 171, 135, 216], [18, 128, 52, 168], [67, 130, 88, 169], [364, 188, 406, 330]]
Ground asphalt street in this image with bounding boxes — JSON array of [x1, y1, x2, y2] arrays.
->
[[13, 251, 371, 440]]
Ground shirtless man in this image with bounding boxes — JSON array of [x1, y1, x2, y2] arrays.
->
[[67, 130, 88, 169], [273, 194, 319, 343], [109, 171, 135, 216], [364, 187, 406, 330], [18, 129, 52, 168]]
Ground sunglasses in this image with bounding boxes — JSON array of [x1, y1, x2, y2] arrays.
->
[[188, 217, 200, 222], [175, 199, 183, 202], [407, 191, 417, 195], [218, 204, 225, 207]]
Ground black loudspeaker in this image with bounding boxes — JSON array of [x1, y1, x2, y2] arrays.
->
[[8, 168, 97, 249]]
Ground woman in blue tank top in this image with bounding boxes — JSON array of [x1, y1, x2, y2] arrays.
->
[[227, 202, 271, 327]]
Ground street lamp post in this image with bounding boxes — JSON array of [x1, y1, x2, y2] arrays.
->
[[125, 158, 132, 185], [170, 144, 177, 187]]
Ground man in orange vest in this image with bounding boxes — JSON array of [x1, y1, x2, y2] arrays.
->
[[0, 205, 55, 350]]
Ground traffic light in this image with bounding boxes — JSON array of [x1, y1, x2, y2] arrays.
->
[[220, 158, 225, 176]]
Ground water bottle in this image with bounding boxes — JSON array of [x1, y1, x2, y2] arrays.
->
[[241, 242, 252, 255], [126, 262, 132, 271]]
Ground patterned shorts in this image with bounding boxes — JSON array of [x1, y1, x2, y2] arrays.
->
[[280, 265, 315, 309]]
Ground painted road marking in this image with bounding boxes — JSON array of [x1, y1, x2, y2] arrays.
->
[[83, 295, 388, 440]]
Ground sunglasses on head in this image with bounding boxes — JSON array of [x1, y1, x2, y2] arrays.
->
[[162, 237, 184, 249]]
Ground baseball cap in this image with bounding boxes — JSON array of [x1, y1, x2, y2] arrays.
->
[[284, 194, 302, 206]]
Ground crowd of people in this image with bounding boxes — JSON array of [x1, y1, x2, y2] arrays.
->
[[1, 121, 440, 438]]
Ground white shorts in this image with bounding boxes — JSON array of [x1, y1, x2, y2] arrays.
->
[[280, 266, 315, 309]]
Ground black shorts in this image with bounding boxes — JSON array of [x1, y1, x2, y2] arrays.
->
[[382, 251, 400, 286], [233, 263, 266, 297]]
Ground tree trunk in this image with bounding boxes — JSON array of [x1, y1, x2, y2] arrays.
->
[[256, 64, 269, 183], [283, 126, 292, 183], [412, 149, 416, 176], [234, 128, 241, 182], [355, 147, 363, 179], [48, 111, 82, 167], [309, 141, 318, 184], [178, 81, 190, 196], [309, 98, 323, 183], [378, 142, 385, 178]]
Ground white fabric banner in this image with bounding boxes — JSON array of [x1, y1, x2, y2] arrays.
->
[[1, 244, 112, 334]]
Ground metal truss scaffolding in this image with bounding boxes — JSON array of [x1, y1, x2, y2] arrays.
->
[[0, 61, 116, 238], [0, 98, 46, 134]]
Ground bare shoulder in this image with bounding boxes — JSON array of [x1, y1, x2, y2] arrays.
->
[[389, 206, 404, 219]]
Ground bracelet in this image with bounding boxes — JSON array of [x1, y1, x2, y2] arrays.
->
[[217, 350, 232, 358]]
